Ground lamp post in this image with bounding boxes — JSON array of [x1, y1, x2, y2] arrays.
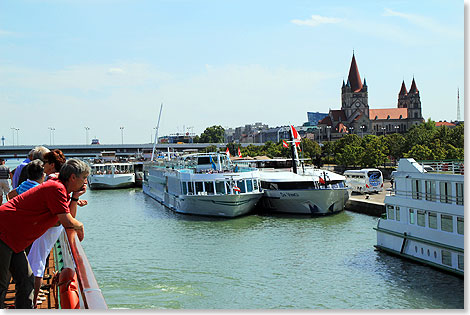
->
[[394, 125, 399, 133], [360, 125, 365, 138], [15, 128, 19, 146], [381, 127, 386, 136], [277, 126, 286, 143], [326, 125, 331, 141], [10, 128, 15, 146], [349, 126, 354, 134], [85, 127, 90, 144], [120, 126, 124, 145], [48, 127, 55, 145]]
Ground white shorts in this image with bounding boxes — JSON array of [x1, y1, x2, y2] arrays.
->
[[27, 226, 64, 277], [0, 179, 9, 197]]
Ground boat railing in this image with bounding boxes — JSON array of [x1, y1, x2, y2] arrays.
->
[[59, 229, 108, 309], [392, 188, 463, 205], [417, 160, 464, 175]]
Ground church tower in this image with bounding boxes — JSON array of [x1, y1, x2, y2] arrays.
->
[[406, 77, 422, 120], [341, 53, 369, 120], [397, 80, 408, 108]]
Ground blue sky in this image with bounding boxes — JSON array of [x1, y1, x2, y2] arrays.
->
[[0, 0, 464, 145]]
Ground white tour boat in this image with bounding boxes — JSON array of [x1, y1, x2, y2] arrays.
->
[[375, 158, 464, 276], [87, 152, 136, 189], [233, 126, 349, 215], [142, 153, 263, 217]]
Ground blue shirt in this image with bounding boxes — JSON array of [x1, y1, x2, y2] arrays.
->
[[11, 158, 30, 189], [16, 179, 40, 195]]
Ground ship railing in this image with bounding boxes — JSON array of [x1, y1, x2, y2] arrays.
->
[[417, 160, 464, 175], [59, 229, 108, 309], [393, 188, 463, 205]]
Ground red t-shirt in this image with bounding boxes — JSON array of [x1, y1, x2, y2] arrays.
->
[[0, 178, 70, 253]]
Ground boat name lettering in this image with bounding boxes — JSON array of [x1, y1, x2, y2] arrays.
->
[[280, 192, 299, 197]]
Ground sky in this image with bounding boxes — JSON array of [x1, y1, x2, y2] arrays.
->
[[0, 0, 465, 145]]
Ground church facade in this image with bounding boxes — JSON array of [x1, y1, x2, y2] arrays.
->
[[318, 53, 424, 140]]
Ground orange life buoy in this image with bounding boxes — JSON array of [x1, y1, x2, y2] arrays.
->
[[58, 268, 80, 309]]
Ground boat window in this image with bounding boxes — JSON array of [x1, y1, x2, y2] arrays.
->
[[197, 157, 211, 165], [412, 179, 422, 200], [417, 210, 425, 227], [188, 182, 194, 195], [409, 209, 415, 224], [204, 181, 214, 195], [441, 214, 453, 233], [237, 180, 246, 193], [456, 183, 464, 205], [253, 180, 259, 191], [425, 180, 436, 201], [182, 182, 188, 195], [386, 205, 395, 220], [457, 217, 464, 235], [395, 206, 400, 221], [441, 250, 452, 266], [458, 254, 464, 270], [195, 182, 203, 194], [439, 182, 451, 204], [215, 181, 225, 194], [246, 179, 253, 192], [428, 212, 437, 229]]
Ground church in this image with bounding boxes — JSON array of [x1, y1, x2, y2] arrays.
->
[[317, 53, 424, 140]]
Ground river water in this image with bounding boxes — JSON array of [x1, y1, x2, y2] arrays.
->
[[3, 160, 465, 309]]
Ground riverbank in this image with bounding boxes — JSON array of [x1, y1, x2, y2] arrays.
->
[[344, 180, 390, 217]]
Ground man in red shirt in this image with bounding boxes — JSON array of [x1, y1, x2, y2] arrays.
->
[[0, 158, 90, 309]]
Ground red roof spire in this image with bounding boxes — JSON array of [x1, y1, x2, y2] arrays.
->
[[399, 80, 408, 96], [347, 53, 363, 92], [409, 77, 419, 94]]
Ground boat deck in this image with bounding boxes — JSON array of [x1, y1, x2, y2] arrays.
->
[[3, 249, 57, 309]]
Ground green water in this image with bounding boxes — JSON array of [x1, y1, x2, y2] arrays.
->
[[73, 188, 464, 309]]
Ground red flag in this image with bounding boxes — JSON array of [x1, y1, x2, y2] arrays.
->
[[233, 186, 241, 192], [282, 140, 288, 148], [238, 147, 242, 158], [226, 147, 230, 158], [290, 125, 301, 143], [319, 177, 325, 184]]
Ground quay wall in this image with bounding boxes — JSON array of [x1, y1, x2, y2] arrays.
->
[[345, 199, 385, 217]]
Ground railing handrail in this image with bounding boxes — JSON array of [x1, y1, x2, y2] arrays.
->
[[64, 229, 108, 309]]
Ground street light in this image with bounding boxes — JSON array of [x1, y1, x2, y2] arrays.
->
[[85, 127, 90, 144], [120, 126, 124, 144], [48, 127, 55, 145], [360, 125, 365, 138], [394, 125, 399, 133], [326, 125, 332, 141], [381, 127, 386, 136], [10, 127, 15, 146], [15, 128, 19, 146]]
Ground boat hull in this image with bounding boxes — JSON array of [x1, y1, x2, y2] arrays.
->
[[87, 174, 135, 190], [260, 188, 349, 215], [143, 184, 262, 217]]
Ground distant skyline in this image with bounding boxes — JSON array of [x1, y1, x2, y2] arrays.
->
[[0, 0, 465, 145]]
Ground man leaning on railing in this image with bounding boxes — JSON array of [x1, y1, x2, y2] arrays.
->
[[0, 159, 90, 309]]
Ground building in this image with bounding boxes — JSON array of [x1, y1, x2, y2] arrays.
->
[[306, 112, 328, 126], [317, 53, 424, 140]]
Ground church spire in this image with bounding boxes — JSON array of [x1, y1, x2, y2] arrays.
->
[[399, 80, 408, 96], [347, 53, 363, 92], [409, 77, 419, 94]]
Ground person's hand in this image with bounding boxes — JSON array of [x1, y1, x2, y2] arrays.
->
[[77, 199, 88, 207], [72, 183, 87, 199], [76, 224, 85, 241]]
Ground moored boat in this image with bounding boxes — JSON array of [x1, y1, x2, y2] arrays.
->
[[143, 152, 263, 217], [374, 158, 464, 276]]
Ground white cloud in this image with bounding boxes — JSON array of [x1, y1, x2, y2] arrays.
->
[[383, 8, 461, 39], [291, 15, 342, 27], [107, 67, 125, 75]]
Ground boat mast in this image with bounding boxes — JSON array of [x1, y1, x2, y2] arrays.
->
[[289, 129, 299, 174], [151, 103, 163, 162]]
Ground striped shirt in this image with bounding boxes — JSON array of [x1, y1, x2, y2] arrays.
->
[[0, 165, 9, 180], [16, 179, 40, 195]]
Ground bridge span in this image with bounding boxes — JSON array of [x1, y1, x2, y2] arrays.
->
[[0, 143, 263, 159]]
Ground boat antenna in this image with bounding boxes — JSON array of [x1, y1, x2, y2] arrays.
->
[[151, 103, 163, 162], [289, 126, 298, 174]]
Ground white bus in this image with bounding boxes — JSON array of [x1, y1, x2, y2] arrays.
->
[[344, 168, 383, 194]]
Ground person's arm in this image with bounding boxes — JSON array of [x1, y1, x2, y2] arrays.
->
[[7, 188, 18, 200], [69, 183, 88, 217], [57, 213, 84, 241]]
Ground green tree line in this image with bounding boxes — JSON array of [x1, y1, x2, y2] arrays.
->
[[197, 120, 464, 167]]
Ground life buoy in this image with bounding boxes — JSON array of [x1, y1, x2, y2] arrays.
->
[[58, 268, 80, 309]]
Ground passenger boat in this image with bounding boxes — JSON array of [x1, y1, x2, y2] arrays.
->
[[142, 153, 263, 217], [374, 158, 464, 276], [233, 126, 349, 215], [86, 152, 135, 190]]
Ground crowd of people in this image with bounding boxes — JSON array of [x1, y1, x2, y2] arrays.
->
[[0, 146, 90, 309]]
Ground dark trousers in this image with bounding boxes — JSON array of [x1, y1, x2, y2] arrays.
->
[[0, 239, 34, 309]]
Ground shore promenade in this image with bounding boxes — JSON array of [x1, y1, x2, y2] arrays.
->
[[345, 180, 390, 217]]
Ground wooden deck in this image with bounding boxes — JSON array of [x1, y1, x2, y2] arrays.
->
[[3, 249, 57, 309]]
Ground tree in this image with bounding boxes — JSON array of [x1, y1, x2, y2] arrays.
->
[[361, 135, 387, 167], [383, 133, 406, 162], [299, 138, 321, 165], [405, 144, 433, 161], [199, 125, 225, 143]]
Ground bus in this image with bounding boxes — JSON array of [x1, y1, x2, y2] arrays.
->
[[344, 168, 383, 194]]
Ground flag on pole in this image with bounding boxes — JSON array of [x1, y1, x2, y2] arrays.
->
[[290, 125, 301, 142], [238, 147, 242, 158], [226, 147, 231, 158], [282, 140, 289, 148], [233, 186, 241, 193]]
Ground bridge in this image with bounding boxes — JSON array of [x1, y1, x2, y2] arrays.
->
[[0, 143, 264, 159]]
